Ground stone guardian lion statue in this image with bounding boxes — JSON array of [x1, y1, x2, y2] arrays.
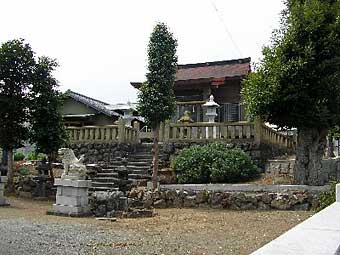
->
[[58, 148, 87, 180]]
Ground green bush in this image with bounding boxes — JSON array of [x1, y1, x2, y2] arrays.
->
[[172, 143, 258, 184], [27, 151, 47, 161], [14, 152, 25, 161], [17, 167, 30, 175], [316, 181, 337, 211]]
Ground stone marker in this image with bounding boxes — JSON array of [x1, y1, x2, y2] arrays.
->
[[49, 148, 91, 217], [0, 176, 9, 206]]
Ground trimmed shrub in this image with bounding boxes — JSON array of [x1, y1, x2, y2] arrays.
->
[[316, 181, 337, 211], [172, 143, 258, 184], [14, 152, 25, 161]]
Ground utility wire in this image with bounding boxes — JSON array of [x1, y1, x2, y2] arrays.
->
[[208, 0, 243, 58]]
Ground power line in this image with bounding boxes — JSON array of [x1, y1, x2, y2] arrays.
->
[[208, 0, 243, 57]]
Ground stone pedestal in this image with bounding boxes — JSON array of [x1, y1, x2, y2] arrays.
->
[[0, 176, 9, 206], [51, 178, 91, 216]]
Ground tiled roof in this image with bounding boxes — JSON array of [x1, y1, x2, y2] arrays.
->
[[176, 57, 251, 81], [66, 90, 120, 117], [130, 58, 251, 88]]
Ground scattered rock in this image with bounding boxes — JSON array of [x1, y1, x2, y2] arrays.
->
[[96, 217, 117, 222]]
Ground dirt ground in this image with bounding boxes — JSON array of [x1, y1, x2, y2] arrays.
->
[[0, 197, 313, 255]]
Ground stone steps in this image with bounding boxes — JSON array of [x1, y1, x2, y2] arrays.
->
[[92, 181, 119, 188], [89, 144, 165, 191], [89, 186, 119, 192]]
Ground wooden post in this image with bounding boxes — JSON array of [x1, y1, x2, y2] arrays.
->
[[118, 118, 126, 143], [254, 117, 262, 145], [164, 120, 170, 142], [159, 122, 164, 142], [133, 121, 140, 144]]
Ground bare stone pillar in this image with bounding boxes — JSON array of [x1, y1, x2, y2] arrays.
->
[[51, 179, 91, 216], [0, 176, 9, 206]]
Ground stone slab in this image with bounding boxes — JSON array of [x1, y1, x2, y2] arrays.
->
[[251, 202, 340, 255], [56, 195, 88, 207], [0, 197, 9, 206], [0, 176, 7, 183], [57, 186, 88, 197], [54, 178, 92, 188], [52, 204, 90, 215], [161, 184, 329, 193]]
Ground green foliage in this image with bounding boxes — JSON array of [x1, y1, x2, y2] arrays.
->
[[0, 39, 34, 150], [137, 22, 177, 128], [14, 152, 25, 161], [172, 143, 258, 184], [329, 126, 340, 139], [242, 0, 340, 130], [316, 181, 337, 211], [26, 151, 46, 161], [29, 56, 67, 158], [17, 166, 29, 175]]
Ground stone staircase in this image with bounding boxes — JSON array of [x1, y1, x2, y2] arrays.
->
[[90, 144, 166, 192]]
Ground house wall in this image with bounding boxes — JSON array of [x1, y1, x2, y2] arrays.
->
[[62, 98, 117, 126], [62, 98, 97, 115], [93, 114, 116, 126], [173, 80, 242, 122], [211, 80, 241, 104]]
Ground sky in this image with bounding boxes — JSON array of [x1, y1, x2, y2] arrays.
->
[[0, 0, 285, 104]]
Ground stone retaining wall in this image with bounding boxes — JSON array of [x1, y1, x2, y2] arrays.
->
[[266, 158, 340, 184], [128, 184, 328, 211], [70, 143, 134, 164]]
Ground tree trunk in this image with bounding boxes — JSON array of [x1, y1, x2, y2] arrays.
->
[[2, 149, 8, 166], [152, 124, 160, 190], [326, 135, 335, 158], [6, 149, 14, 193], [294, 128, 328, 185], [48, 152, 55, 179]]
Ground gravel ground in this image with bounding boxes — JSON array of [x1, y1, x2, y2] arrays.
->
[[0, 197, 314, 255]]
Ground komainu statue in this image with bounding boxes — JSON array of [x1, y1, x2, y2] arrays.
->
[[58, 148, 87, 180]]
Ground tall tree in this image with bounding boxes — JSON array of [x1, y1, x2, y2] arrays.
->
[[137, 23, 178, 189], [0, 39, 35, 189], [242, 0, 340, 185], [30, 56, 67, 177]]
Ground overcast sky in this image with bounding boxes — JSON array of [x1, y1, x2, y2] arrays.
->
[[1, 0, 284, 104]]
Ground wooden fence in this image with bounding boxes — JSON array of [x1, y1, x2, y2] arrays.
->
[[66, 119, 138, 144], [259, 124, 295, 149], [157, 121, 255, 142], [66, 118, 296, 150]]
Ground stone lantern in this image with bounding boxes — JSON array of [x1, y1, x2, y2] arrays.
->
[[203, 95, 219, 123], [203, 95, 219, 138], [121, 101, 135, 127]]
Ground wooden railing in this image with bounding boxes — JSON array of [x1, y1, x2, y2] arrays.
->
[[138, 121, 255, 142], [66, 118, 295, 150], [162, 122, 254, 141], [139, 119, 295, 149], [258, 123, 296, 149], [66, 119, 138, 144]]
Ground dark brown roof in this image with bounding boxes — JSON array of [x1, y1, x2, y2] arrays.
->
[[130, 57, 251, 89], [176, 57, 251, 81]]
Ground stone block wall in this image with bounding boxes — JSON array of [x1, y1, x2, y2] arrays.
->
[[128, 185, 326, 211], [266, 158, 340, 184], [69, 142, 134, 164]]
